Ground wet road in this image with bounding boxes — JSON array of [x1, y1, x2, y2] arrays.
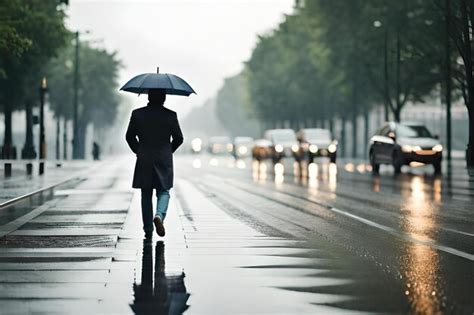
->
[[175, 154, 474, 314], [0, 155, 472, 314]]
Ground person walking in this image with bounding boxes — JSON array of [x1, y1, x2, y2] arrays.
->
[[126, 89, 184, 239]]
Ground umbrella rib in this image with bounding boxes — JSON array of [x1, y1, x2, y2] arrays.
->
[[165, 74, 174, 91]]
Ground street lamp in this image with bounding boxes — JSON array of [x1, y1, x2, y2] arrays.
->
[[39, 77, 48, 175]]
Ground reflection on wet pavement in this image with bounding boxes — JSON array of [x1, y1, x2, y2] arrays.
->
[[178, 155, 474, 313], [400, 176, 442, 314], [131, 241, 189, 315]]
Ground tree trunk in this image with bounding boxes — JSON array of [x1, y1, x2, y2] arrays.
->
[[351, 110, 357, 158], [56, 115, 61, 160], [340, 115, 346, 158], [383, 27, 390, 122], [461, 0, 474, 166], [76, 122, 87, 159], [63, 118, 68, 160], [467, 108, 474, 166], [395, 30, 402, 123], [329, 117, 334, 136], [364, 109, 369, 158], [2, 104, 15, 159], [394, 108, 401, 123]]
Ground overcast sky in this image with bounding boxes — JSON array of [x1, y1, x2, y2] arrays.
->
[[66, 0, 294, 117]]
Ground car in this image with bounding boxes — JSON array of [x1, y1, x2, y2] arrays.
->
[[252, 139, 273, 161], [263, 129, 302, 163], [232, 137, 254, 159], [208, 136, 233, 155], [297, 128, 337, 163], [369, 122, 443, 174]]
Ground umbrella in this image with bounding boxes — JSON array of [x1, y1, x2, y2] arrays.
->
[[120, 67, 195, 96]]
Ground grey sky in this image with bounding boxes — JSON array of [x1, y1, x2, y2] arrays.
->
[[66, 0, 295, 117]]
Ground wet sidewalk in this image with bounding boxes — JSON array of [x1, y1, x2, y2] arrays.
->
[[0, 160, 101, 206], [0, 157, 365, 314]]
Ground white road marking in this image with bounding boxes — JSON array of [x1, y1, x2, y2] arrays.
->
[[330, 207, 474, 261]]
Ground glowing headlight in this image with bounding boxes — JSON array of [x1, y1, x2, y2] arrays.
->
[[238, 146, 248, 155], [191, 138, 202, 152], [291, 144, 299, 153], [309, 144, 318, 153], [328, 143, 337, 153], [275, 144, 284, 153], [402, 145, 421, 152], [226, 143, 233, 152], [432, 144, 443, 152]]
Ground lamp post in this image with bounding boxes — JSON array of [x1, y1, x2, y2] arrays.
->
[[373, 20, 390, 122], [39, 77, 48, 174], [21, 99, 37, 160], [445, 0, 452, 165]]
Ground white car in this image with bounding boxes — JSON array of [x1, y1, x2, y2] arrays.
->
[[233, 137, 254, 158]]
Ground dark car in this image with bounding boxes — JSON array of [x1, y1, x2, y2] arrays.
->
[[297, 128, 337, 163], [252, 139, 273, 161], [369, 122, 443, 174]]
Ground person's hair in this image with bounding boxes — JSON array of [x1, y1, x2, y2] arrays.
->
[[148, 89, 166, 105]]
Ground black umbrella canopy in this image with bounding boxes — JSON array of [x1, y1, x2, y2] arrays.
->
[[120, 68, 196, 96]]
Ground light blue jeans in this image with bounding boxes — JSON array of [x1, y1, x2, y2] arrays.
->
[[141, 189, 170, 233]]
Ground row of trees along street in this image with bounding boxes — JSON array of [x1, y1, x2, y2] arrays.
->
[[223, 0, 474, 166], [0, 0, 121, 160]]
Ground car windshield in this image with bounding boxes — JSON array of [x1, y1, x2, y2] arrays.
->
[[210, 137, 230, 144], [272, 131, 296, 142], [305, 129, 331, 141], [235, 137, 253, 145], [396, 125, 432, 138]]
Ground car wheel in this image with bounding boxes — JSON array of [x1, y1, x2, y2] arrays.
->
[[370, 151, 379, 175], [434, 161, 442, 174], [392, 150, 403, 174]]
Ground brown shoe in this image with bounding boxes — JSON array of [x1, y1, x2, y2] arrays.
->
[[153, 216, 165, 237]]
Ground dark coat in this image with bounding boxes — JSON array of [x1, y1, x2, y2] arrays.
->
[[125, 104, 183, 190]]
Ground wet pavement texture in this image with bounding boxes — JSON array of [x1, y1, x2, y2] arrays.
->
[[0, 155, 472, 314], [0, 160, 98, 206]]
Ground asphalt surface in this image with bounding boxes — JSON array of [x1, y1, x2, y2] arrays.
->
[[175, 154, 474, 314], [0, 154, 472, 314]]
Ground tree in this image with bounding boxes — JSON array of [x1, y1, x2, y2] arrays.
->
[[47, 41, 122, 159], [215, 73, 260, 138], [0, 0, 68, 158]]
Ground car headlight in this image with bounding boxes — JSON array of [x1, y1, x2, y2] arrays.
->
[[191, 138, 202, 152], [402, 145, 413, 153], [402, 145, 421, 152], [275, 144, 284, 153], [238, 146, 248, 155], [291, 144, 299, 153], [432, 144, 443, 152], [328, 143, 337, 153], [226, 144, 233, 152], [309, 144, 318, 153]]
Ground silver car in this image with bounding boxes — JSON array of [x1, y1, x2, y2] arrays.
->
[[369, 122, 443, 174]]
